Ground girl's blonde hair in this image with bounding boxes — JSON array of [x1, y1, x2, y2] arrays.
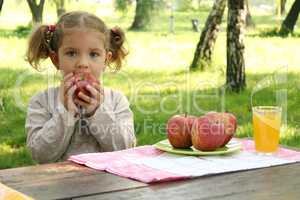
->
[[26, 11, 128, 71]]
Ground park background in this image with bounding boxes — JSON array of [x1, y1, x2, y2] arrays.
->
[[0, 0, 299, 169]]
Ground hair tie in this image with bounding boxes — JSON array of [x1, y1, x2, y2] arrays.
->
[[45, 25, 56, 51], [110, 28, 121, 44], [48, 25, 56, 33], [111, 27, 118, 34]]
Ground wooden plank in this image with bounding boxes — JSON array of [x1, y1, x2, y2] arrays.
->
[[75, 163, 300, 200], [0, 162, 147, 200], [0, 162, 102, 186]]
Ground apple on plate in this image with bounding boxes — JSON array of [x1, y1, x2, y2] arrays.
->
[[191, 112, 237, 151], [205, 112, 237, 146], [191, 116, 226, 151], [166, 114, 197, 148]]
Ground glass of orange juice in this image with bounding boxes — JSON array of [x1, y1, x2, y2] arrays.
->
[[252, 106, 282, 154]]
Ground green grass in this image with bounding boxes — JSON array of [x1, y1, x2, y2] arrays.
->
[[1, 1, 300, 169]]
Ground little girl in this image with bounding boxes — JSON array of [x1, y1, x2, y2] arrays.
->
[[25, 11, 136, 164]]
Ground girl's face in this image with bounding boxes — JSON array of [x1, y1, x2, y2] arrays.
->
[[53, 29, 111, 78]]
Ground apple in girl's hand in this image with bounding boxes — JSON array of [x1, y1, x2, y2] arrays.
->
[[166, 114, 196, 148], [72, 72, 99, 102], [205, 112, 237, 146]]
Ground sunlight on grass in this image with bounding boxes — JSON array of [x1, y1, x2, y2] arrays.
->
[[0, 144, 35, 168], [0, 143, 18, 154], [0, 38, 28, 68], [280, 126, 300, 147]]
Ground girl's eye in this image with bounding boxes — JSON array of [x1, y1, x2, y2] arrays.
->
[[66, 51, 77, 57], [90, 52, 100, 58]]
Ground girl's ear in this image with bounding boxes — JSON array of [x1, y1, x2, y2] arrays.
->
[[49, 52, 59, 69], [105, 51, 112, 64]]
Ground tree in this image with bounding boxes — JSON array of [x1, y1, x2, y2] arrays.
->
[[226, 0, 246, 92], [115, 0, 134, 15], [129, 0, 156, 30], [190, 0, 226, 70], [197, 0, 202, 10], [279, 0, 300, 35], [276, 0, 287, 15], [0, 0, 3, 13], [280, 0, 287, 15], [26, 0, 46, 23], [245, 0, 254, 27], [115, 0, 130, 13], [53, 0, 66, 17]]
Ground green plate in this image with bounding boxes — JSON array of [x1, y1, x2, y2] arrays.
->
[[153, 139, 242, 156]]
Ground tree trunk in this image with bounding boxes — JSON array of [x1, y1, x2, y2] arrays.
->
[[55, 0, 66, 17], [198, 0, 202, 9], [245, 0, 254, 27], [26, 0, 45, 23], [129, 0, 153, 30], [281, 0, 287, 14], [0, 0, 3, 13], [226, 0, 246, 92], [190, 0, 226, 70], [280, 0, 300, 35]]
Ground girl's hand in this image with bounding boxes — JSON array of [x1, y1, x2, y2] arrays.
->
[[59, 72, 78, 115], [74, 82, 104, 117]]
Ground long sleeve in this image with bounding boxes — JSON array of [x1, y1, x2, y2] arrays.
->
[[87, 89, 136, 151], [25, 91, 78, 164]]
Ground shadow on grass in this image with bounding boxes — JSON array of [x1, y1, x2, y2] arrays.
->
[[0, 25, 32, 38], [247, 28, 300, 38]]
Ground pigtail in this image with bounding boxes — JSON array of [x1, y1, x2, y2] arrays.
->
[[109, 26, 128, 71], [25, 25, 52, 70]]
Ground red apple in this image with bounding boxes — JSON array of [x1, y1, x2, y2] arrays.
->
[[191, 116, 227, 151], [205, 112, 237, 146], [72, 72, 99, 102], [166, 114, 196, 148]]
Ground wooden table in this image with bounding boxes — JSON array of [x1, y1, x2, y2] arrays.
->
[[1, 159, 300, 200]]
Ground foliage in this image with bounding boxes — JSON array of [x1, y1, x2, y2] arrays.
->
[[115, 0, 133, 13]]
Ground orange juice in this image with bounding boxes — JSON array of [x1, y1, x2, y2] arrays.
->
[[252, 106, 281, 153]]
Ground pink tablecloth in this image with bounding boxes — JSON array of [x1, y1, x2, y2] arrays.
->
[[69, 139, 300, 183]]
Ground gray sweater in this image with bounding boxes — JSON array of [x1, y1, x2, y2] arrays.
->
[[25, 87, 136, 164]]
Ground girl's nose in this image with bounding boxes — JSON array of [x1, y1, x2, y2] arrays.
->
[[76, 56, 89, 69]]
